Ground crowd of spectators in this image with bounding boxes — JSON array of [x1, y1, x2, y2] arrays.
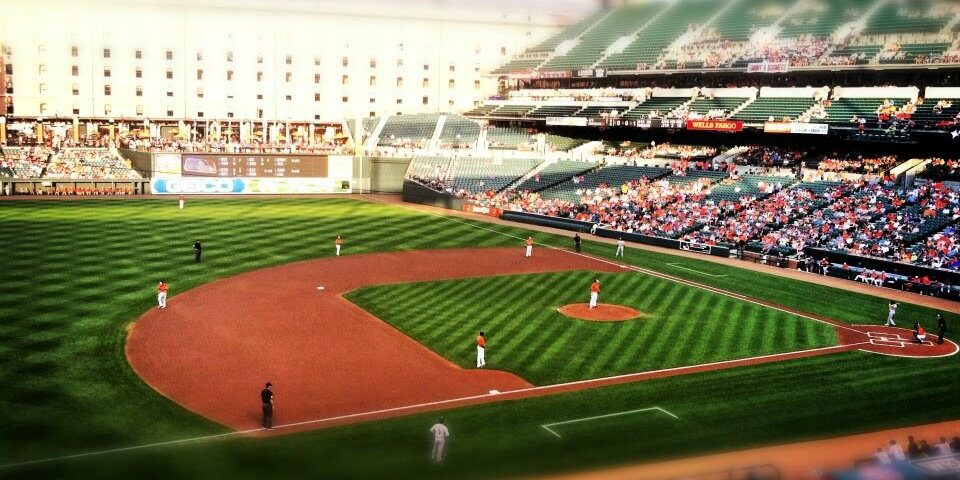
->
[[0, 146, 51, 178], [736, 146, 806, 168], [43, 149, 142, 179], [121, 137, 346, 154], [599, 142, 718, 160], [816, 154, 900, 174], [870, 434, 960, 465]]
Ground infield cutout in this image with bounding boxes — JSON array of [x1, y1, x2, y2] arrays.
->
[[557, 303, 642, 322]]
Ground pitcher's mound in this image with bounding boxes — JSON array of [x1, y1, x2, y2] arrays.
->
[[558, 303, 642, 322]]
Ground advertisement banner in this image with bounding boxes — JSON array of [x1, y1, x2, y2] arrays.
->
[[546, 117, 588, 127], [686, 119, 744, 132], [763, 122, 829, 135], [462, 204, 503, 218], [746, 62, 790, 73], [151, 177, 351, 195], [153, 154, 183, 178]]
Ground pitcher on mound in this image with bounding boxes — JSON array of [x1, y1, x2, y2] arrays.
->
[[589, 279, 600, 309]]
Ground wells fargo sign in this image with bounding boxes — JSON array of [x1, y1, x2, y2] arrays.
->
[[685, 119, 744, 132]]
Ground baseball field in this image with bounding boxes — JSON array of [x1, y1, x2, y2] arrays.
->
[[1, 196, 959, 480]]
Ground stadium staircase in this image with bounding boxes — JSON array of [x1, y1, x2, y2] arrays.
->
[[537, 9, 616, 71], [429, 115, 446, 151], [365, 117, 389, 151], [589, 0, 679, 70]]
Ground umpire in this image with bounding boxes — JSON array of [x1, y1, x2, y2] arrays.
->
[[261, 382, 274, 429], [193, 239, 202, 263], [573, 233, 582, 253], [938, 314, 947, 345]]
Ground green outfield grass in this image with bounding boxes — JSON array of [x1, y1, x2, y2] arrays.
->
[[0, 197, 958, 480], [347, 271, 838, 384]]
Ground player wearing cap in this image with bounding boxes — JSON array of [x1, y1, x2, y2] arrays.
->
[[429, 417, 450, 462], [261, 382, 274, 430], [157, 281, 168, 309], [335, 235, 343, 256], [589, 279, 600, 309], [525, 237, 534, 258], [178, 194, 185, 210], [476, 331, 486, 368]]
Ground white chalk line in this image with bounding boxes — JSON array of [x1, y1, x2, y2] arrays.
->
[[667, 263, 727, 277], [540, 407, 678, 439], [1, 341, 868, 470]]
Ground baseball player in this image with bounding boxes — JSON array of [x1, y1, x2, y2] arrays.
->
[[157, 281, 168, 309], [261, 382, 274, 430], [476, 330, 486, 368], [178, 194, 185, 211], [429, 417, 450, 462], [589, 279, 600, 309], [615, 238, 625, 257], [525, 237, 534, 258], [193, 239, 202, 263], [886, 300, 897, 326], [335, 235, 343, 256]]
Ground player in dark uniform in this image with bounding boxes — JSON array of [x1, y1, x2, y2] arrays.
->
[[261, 382, 274, 429], [573, 233, 582, 253], [193, 239, 202, 263], [937, 314, 947, 345]]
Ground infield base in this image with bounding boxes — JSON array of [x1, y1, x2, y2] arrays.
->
[[558, 303, 642, 322]]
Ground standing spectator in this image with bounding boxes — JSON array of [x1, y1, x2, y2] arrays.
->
[[907, 436, 921, 459], [937, 314, 947, 345], [429, 417, 450, 463], [874, 447, 891, 464], [193, 239, 202, 263], [261, 382, 274, 430], [935, 437, 952, 456], [950, 436, 960, 453], [889, 439, 906, 461]]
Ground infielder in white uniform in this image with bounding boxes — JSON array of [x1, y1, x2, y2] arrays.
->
[[886, 300, 897, 326], [615, 238, 625, 257], [157, 281, 168, 309], [589, 279, 600, 309], [178, 195, 185, 210], [476, 330, 486, 368], [430, 417, 450, 462], [335, 235, 342, 256], [525, 237, 533, 258]]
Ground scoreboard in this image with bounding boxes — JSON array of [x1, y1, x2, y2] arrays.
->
[[181, 154, 329, 178]]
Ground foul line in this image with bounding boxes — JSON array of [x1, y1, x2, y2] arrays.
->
[[667, 263, 727, 277], [540, 407, 678, 439]]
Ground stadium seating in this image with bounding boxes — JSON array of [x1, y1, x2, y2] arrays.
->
[[513, 160, 598, 192], [544, 135, 586, 152], [438, 115, 480, 147], [913, 97, 960, 128], [492, 10, 609, 74], [597, 0, 722, 71], [526, 105, 583, 118], [540, 4, 664, 71], [463, 105, 499, 117], [778, 0, 875, 38], [489, 105, 536, 118], [731, 97, 816, 123], [446, 157, 541, 194], [685, 97, 750, 117], [346, 117, 380, 143], [0, 147, 50, 178], [377, 114, 441, 146], [621, 97, 690, 118], [862, 0, 955, 35], [43, 148, 141, 179], [824, 97, 912, 124], [487, 127, 533, 150], [538, 164, 671, 202]]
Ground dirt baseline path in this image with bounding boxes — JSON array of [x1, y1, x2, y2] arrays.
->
[[126, 247, 621, 432], [127, 246, 957, 435]]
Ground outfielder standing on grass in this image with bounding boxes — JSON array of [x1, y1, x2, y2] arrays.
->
[[335, 235, 343, 256], [589, 279, 601, 309], [525, 237, 534, 258], [157, 281, 168, 309], [178, 194, 185, 211], [193, 239, 202, 263], [616, 238, 625, 257], [430, 417, 450, 462], [476, 331, 486, 368]]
